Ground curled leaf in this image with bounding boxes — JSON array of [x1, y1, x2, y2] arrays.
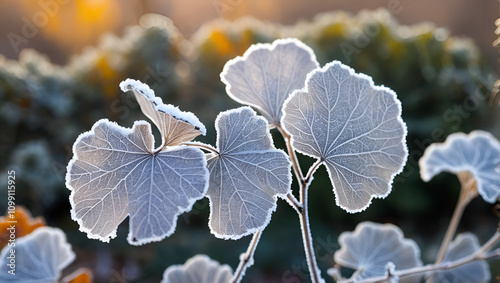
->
[[206, 107, 292, 239], [419, 130, 500, 203], [282, 61, 407, 212], [432, 233, 490, 283], [0, 227, 75, 283], [66, 119, 208, 245], [221, 38, 319, 126], [334, 221, 422, 282], [120, 78, 206, 148], [161, 254, 232, 283]]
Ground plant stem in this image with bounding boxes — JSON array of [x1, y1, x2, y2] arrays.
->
[[277, 125, 304, 182], [277, 125, 323, 283], [435, 171, 478, 264], [299, 180, 323, 283], [182, 141, 220, 155], [231, 230, 262, 283]]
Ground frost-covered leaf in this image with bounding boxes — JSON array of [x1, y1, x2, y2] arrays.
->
[[221, 38, 319, 126], [432, 233, 490, 283], [120, 78, 206, 148], [282, 61, 407, 213], [206, 107, 292, 239], [0, 227, 75, 283], [66, 119, 208, 245], [419, 130, 500, 203], [334, 222, 422, 282], [161, 254, 232, 283]]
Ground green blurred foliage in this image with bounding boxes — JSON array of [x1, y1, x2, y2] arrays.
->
[[0, 9, 498, 282]]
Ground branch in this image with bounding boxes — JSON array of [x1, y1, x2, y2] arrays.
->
[[435, 171, 478, 264], [231, 230, 262, 283]]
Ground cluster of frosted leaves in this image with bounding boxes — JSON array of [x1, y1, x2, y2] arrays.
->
[[432, 233, 490, 283], [161, 255, 232, 283], [282, 61, 407, 213], [66, 79, 209, 245], [334, 222, 422, 282], [206, 107, 292, 239], [220, 38, 319, 126], [419, 130, 500, 203], [0, 227, 75, 283]]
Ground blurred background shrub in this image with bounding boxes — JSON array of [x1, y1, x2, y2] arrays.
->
[[0, 2, 499, 282]]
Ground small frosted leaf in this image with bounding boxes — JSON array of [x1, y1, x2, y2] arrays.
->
[[221, 38, 319, 126], [419, 130, 500, 203], [334, 222, 422, 282], [120, 78, 206, 147], [282, 61, 407, 213], [161, 254, 232, 283], [207, 107, 292, 239], [433, 233, 490, 283], [66, 119, 208, 245], [0, 227, 75, 283]]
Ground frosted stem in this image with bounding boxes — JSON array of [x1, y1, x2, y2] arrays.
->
[[231, 230, 262, 283], [299, 181, 323, 283], [435, 171, 478, 264], [182, 141, 220, 155], [277, 125, 323, 283], [278, 125, 304, 182]]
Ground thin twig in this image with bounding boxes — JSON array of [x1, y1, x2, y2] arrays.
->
[[277, 125, 304, 182], [277, 125, 323, 283], [181, 141, 220, 155], [286, 192, 303, 214], [299, 180, 323, 283], [435, 172, 478, 264], [231, 230, 262, 283], [304, 159, 323, 185]]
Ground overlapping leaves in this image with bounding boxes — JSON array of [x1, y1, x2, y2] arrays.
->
[[221, 38, 319, 126], [419, 130, 500, 203], [66, 79, 208, 245], [282, 61, 407, 212], [206, 107, 292, 239]]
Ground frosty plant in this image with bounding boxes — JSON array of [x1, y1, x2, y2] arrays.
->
[[65, 38, 500, 282]]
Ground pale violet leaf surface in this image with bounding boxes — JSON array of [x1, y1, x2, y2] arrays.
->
[[433, 233, 490, 283], [120, 78, 206, 148], [282, 61, 407, 213], [0, 227, 75, 283], [161, 254, 232, 283], [66, 119, 209, 245], [334, 222, 422, 282], [419, 130, 500, 203], [206, 107, 292, 239], [221, 38, 319, 126]]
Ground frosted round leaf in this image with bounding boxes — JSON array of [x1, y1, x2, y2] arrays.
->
[[161, 255, 232, 283], [206, 107, 292, 239], [282, 61, 407, 213], [419, 130, 500, 203], [334, 222, 422, 282], [66, 119, 209, 245], [120, 78, 206, 147], [0, 227, 75, 283], [221, 38, 319, 126], [433, 233, 490, 283]]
